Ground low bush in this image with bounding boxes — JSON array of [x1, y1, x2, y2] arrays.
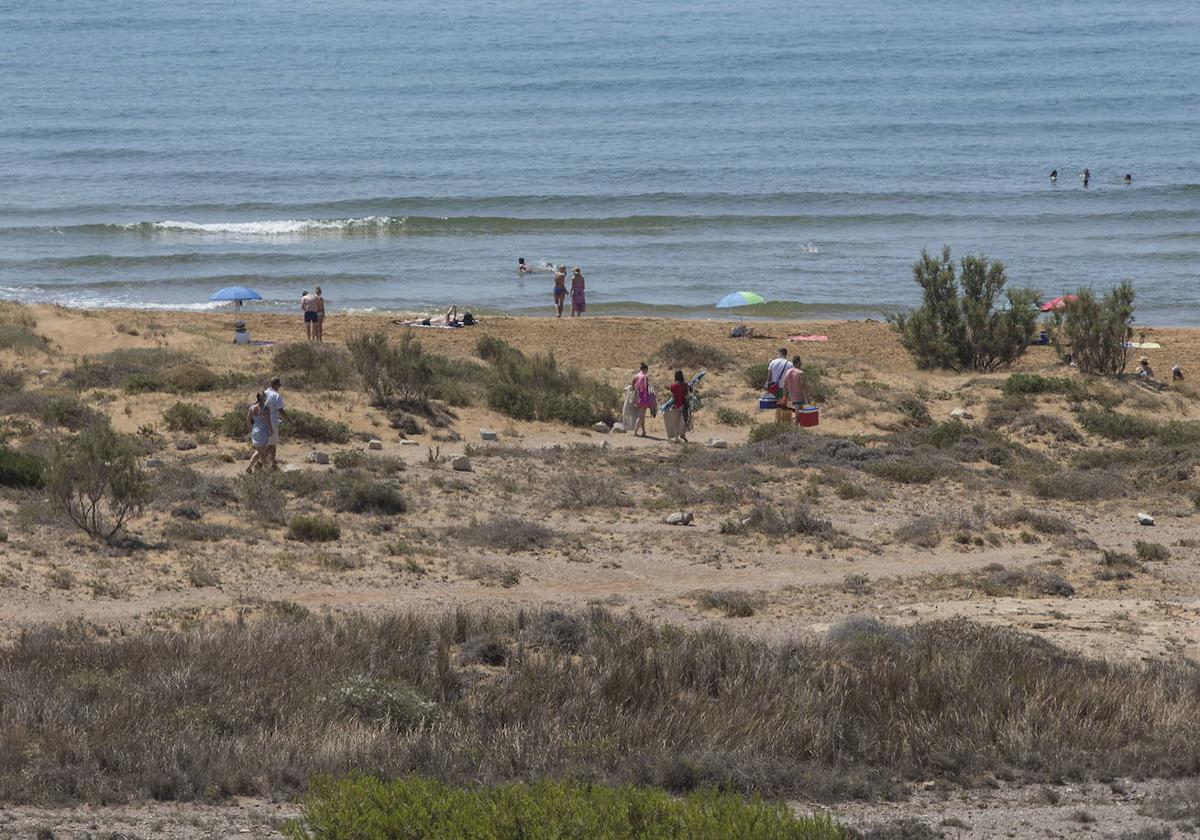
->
[[240, 472, 287, 524], [64, 348, 192, 391], [0, 390, 102, 431], [1135, 541, 1170, 562], [747, 503, 833, 538], [553, 472, 630, 509], [332, 477, 407, 515], [743, 362, 771, 390], [1002, 373, 1088, 400], [288, 775, 847, 840], [288, 514, 341, 542], [654, 338, 734, 371], [715, 406, 753, 426], [863, 456, 946, 485], [1097, 550, 1140, 581], [889, 394, 932, 427], [281, 410, 351, 445], [5, 610, 1200, 804], [347, 330, 432, 405], [457, 517, 555, 553], [47, 423, 150, 542], [273, 343, 357, 391], [161, 401, 214, 433], [1030, 470, 1123, 501], [0, 324, 49, 353], [0, 369, 24, 395], [0, 446, 45, 488], [696, 589, 766, 618], [459, 560, 521, 587], [748, 423, 800, 444], [1077, 409, 1200, 448], [992, 508, 1073, 535], [481, 339, 617, 427]]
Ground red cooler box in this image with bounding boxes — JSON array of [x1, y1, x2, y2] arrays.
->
[[796, 406, 820, 427]]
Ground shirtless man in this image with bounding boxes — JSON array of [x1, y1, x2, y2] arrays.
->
[[301, 290, 316, 340], [313, 285, 326, 342], [780, 364, 810, 425]]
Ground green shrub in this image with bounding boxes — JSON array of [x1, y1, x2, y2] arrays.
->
[[863, 457, 946, 484], [748, 423, 800, 444], [1135, 542, 1170, 562], [891, 247, 1040, 372], [475, 335, 511, 363], [743, 362, 771, 390], [654, 338, 734, 371], [0, 369, 24, 395], [240, 472, 288, 525], [1049, 282, 1136, 376], [457, 517, 554, 553], [347, 330, 432, 405], [283, 410, 351, 445], [0, 446, 45, 488], [480, 339, 617, 427], [65, 348, 194, 391], [890, 394, 932, 427], [696, 589, 766, 618], [1030, 470, 1123, 501], [47, 423, 150, 542], [332, 477, 406, 515], [273, 343, 357, 391], [0, 324, 49, 353], [288, 514, 341, 542], [287, 775, 848, 840], [1002, 373, 1087, 400], [747, 503, 833, 537], [162, 402, 214, 433], [0, 390, 102, 430], [329, 677, 438, 730], [715, 406, 753, 426], [1075, 409, 1156, 442]]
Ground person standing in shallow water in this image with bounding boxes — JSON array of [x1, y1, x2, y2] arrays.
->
[[570, 267, 586, 317], [553, 265, 567, 317]]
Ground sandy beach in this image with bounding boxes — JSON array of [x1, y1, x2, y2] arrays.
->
[[3, 302, 1200, 837]]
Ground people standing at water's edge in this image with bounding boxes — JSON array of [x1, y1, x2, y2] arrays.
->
[[264, 377, 286, 468], [765, 348, 793, 396], [301, 290, 317, 340], [553, 265, 567, 317], [313, 286, 326, 342], [246, 392, 273, 473], [780, 362, 810, 426], [632, 362, 654, 436], [570, 267, 585, 317]]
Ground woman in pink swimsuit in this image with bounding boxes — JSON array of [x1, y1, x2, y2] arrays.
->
[[570, 267, 586, 317]]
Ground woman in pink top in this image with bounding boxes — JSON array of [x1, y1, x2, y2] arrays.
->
[[780, 364, 810, 425], [631, 362, 654, 436]]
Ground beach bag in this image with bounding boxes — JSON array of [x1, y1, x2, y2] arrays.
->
[[622, 386, 639, 428]]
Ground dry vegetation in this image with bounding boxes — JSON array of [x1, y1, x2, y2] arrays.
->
[[3, 303, 1200, 834]]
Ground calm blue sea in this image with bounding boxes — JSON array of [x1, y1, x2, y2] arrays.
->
[[2, 0, 1198, 321]]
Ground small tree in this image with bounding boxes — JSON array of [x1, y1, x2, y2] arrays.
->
[[47, 422, 150, 542], [346, 330, 432, 406], [1049, 282, 1135, 376], [892, 247, 1040, 372]]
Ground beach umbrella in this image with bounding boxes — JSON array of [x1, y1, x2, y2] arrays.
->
[[1041, 294, 1077, 312], [716, 291, 766, 309], [209, 286, 263, 305]]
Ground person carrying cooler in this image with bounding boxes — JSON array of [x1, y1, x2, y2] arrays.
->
[[780, 362, 810, 426], [765, 348, 793, 396]]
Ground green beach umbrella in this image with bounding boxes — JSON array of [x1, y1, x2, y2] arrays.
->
[[715, 291, 766, 309]]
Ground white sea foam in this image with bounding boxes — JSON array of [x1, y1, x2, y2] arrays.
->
[[136, 217, 400, 236]]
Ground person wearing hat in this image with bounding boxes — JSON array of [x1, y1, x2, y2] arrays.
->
[[569, 267, 586, 317], [1135, 356, 1155, 380]]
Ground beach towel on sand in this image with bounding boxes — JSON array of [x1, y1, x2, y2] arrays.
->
[[789, 334, 829, 342]]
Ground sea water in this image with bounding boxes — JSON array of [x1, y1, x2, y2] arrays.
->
[[2, 0, 1198, 322]]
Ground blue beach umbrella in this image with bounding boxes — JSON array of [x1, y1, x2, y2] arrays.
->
[[715, 291, 766, 309], [209, 285, 263, 305]]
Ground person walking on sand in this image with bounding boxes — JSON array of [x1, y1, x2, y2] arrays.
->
[[780, 362, 810, 426], [570, 267, 586, 317], [301, 290, 317, 341], [553, 265, 567, 317], [263, 377, 286, 468], [313, 285, 326, 342], [666, 369, 691, 442], [246, 391, 273, 473], [765, 347, 793, 396], [632, 362, 654, 436]]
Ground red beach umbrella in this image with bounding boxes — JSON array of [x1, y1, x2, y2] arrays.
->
[[1041, 294, 1078, 312]]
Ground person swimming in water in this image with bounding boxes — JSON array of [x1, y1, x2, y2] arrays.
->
[[1124, 173, 1132, 184], [518, 257, 532, 274], [1050, 169, 1058, 183], [1082, 168, 1091, 188]]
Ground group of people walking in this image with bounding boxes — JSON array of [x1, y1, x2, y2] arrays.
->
[[765, 348, 811, 425], [628, 363, 695, 441]]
